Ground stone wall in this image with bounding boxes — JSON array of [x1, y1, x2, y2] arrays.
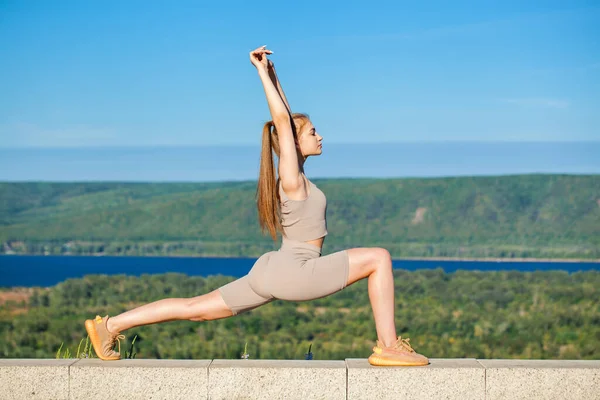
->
[[1, 358, 599, 399]]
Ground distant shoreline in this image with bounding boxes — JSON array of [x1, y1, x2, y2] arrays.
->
[[395, 256, 600, 263], [1, 253, 598, 263]]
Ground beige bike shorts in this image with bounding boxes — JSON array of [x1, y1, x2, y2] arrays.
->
[[218, 240, 350, 315]]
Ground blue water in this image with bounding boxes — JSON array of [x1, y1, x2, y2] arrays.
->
[[0, 255, 597, 288]]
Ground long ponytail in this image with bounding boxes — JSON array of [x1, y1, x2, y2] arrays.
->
[[256, 113, 310, 241], [257, 121, 282, 241]]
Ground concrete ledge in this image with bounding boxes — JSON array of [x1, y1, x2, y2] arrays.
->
[[479, 359, 600, 400], [69, 359, 211, 400], [1, 359, 599, 400], [208, 359, 346, 400], [0, 359, 76, 400], [347, 358, 485, 400]]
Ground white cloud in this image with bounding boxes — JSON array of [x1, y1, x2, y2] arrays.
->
[[531, 62, 600, 75], [300, 6, 598, 44], [0, 122, 118, 147], [500, 98, 570, 109], [579, 62, 600, 71]]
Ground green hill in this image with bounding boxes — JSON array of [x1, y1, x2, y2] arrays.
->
[[1, 175, 598, 259], [2, 270, 599, 360]]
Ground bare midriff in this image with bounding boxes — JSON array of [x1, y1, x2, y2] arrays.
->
[[306, 236, 324, 250]]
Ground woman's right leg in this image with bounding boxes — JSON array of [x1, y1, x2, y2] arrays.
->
[[107, 289, 234, 333], [86, 273, 271, 360]]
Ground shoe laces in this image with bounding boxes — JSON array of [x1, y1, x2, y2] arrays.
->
[[110, 334, 126, 354], [393, 336, 415, 353]]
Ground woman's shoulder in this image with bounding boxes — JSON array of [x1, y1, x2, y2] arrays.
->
[[279, 174, 313, 203]]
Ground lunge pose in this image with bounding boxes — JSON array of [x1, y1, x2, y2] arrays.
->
[[85, 46, 428, 366]]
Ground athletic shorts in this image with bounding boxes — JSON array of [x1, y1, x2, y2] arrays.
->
[[218, 240, 350, 315]]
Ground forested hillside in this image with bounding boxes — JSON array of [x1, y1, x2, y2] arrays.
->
[[1, 175, 598, 259]]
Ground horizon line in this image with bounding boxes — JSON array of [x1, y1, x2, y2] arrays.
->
[[1, 140, 600, 150], [2, 172, 599, 184]]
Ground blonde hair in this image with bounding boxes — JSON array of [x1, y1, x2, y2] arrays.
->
[[256, 113, 310, 241]]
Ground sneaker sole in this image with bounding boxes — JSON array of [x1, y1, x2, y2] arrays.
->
[[368, 354, 429, 367], [84, 319, 120, 361]]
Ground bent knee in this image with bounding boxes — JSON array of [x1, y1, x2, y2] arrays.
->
[[370, 247, 391, 262], [371, 247, 392, 268]]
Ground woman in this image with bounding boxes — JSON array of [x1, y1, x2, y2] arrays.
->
[[85, 45, 428, 367]]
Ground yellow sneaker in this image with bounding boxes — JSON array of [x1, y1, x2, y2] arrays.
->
[[368, 336, 429, 366], [84, 315, 125, 361]]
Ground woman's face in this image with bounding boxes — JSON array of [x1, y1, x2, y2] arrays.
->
[[297, 120, 323, 157]]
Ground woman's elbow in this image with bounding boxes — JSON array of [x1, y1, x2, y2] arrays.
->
[[272, 114, 291, 127]]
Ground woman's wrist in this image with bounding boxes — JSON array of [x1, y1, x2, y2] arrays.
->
[[257, 67, 271, 80]]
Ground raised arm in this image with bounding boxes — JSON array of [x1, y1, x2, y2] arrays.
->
[[250, 46, 305, 196], [268, 60, 291, 114]]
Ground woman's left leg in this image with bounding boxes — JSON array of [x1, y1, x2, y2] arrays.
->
[[267, 246, 428, 366], [267, 246, 396, 346]]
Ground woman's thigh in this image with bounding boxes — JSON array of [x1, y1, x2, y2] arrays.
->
[[219, 252, 277, 315], [345, 247, 392, 286], [218, 276, 273, 315], [267, 250, 350, 302]]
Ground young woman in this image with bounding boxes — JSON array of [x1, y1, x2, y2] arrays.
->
[[85, 45, 428, 367]]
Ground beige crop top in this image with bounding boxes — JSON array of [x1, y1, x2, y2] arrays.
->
[[279, 177, 328, 242]]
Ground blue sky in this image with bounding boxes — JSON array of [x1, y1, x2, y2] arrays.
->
[[1, 0, 599, 147]]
